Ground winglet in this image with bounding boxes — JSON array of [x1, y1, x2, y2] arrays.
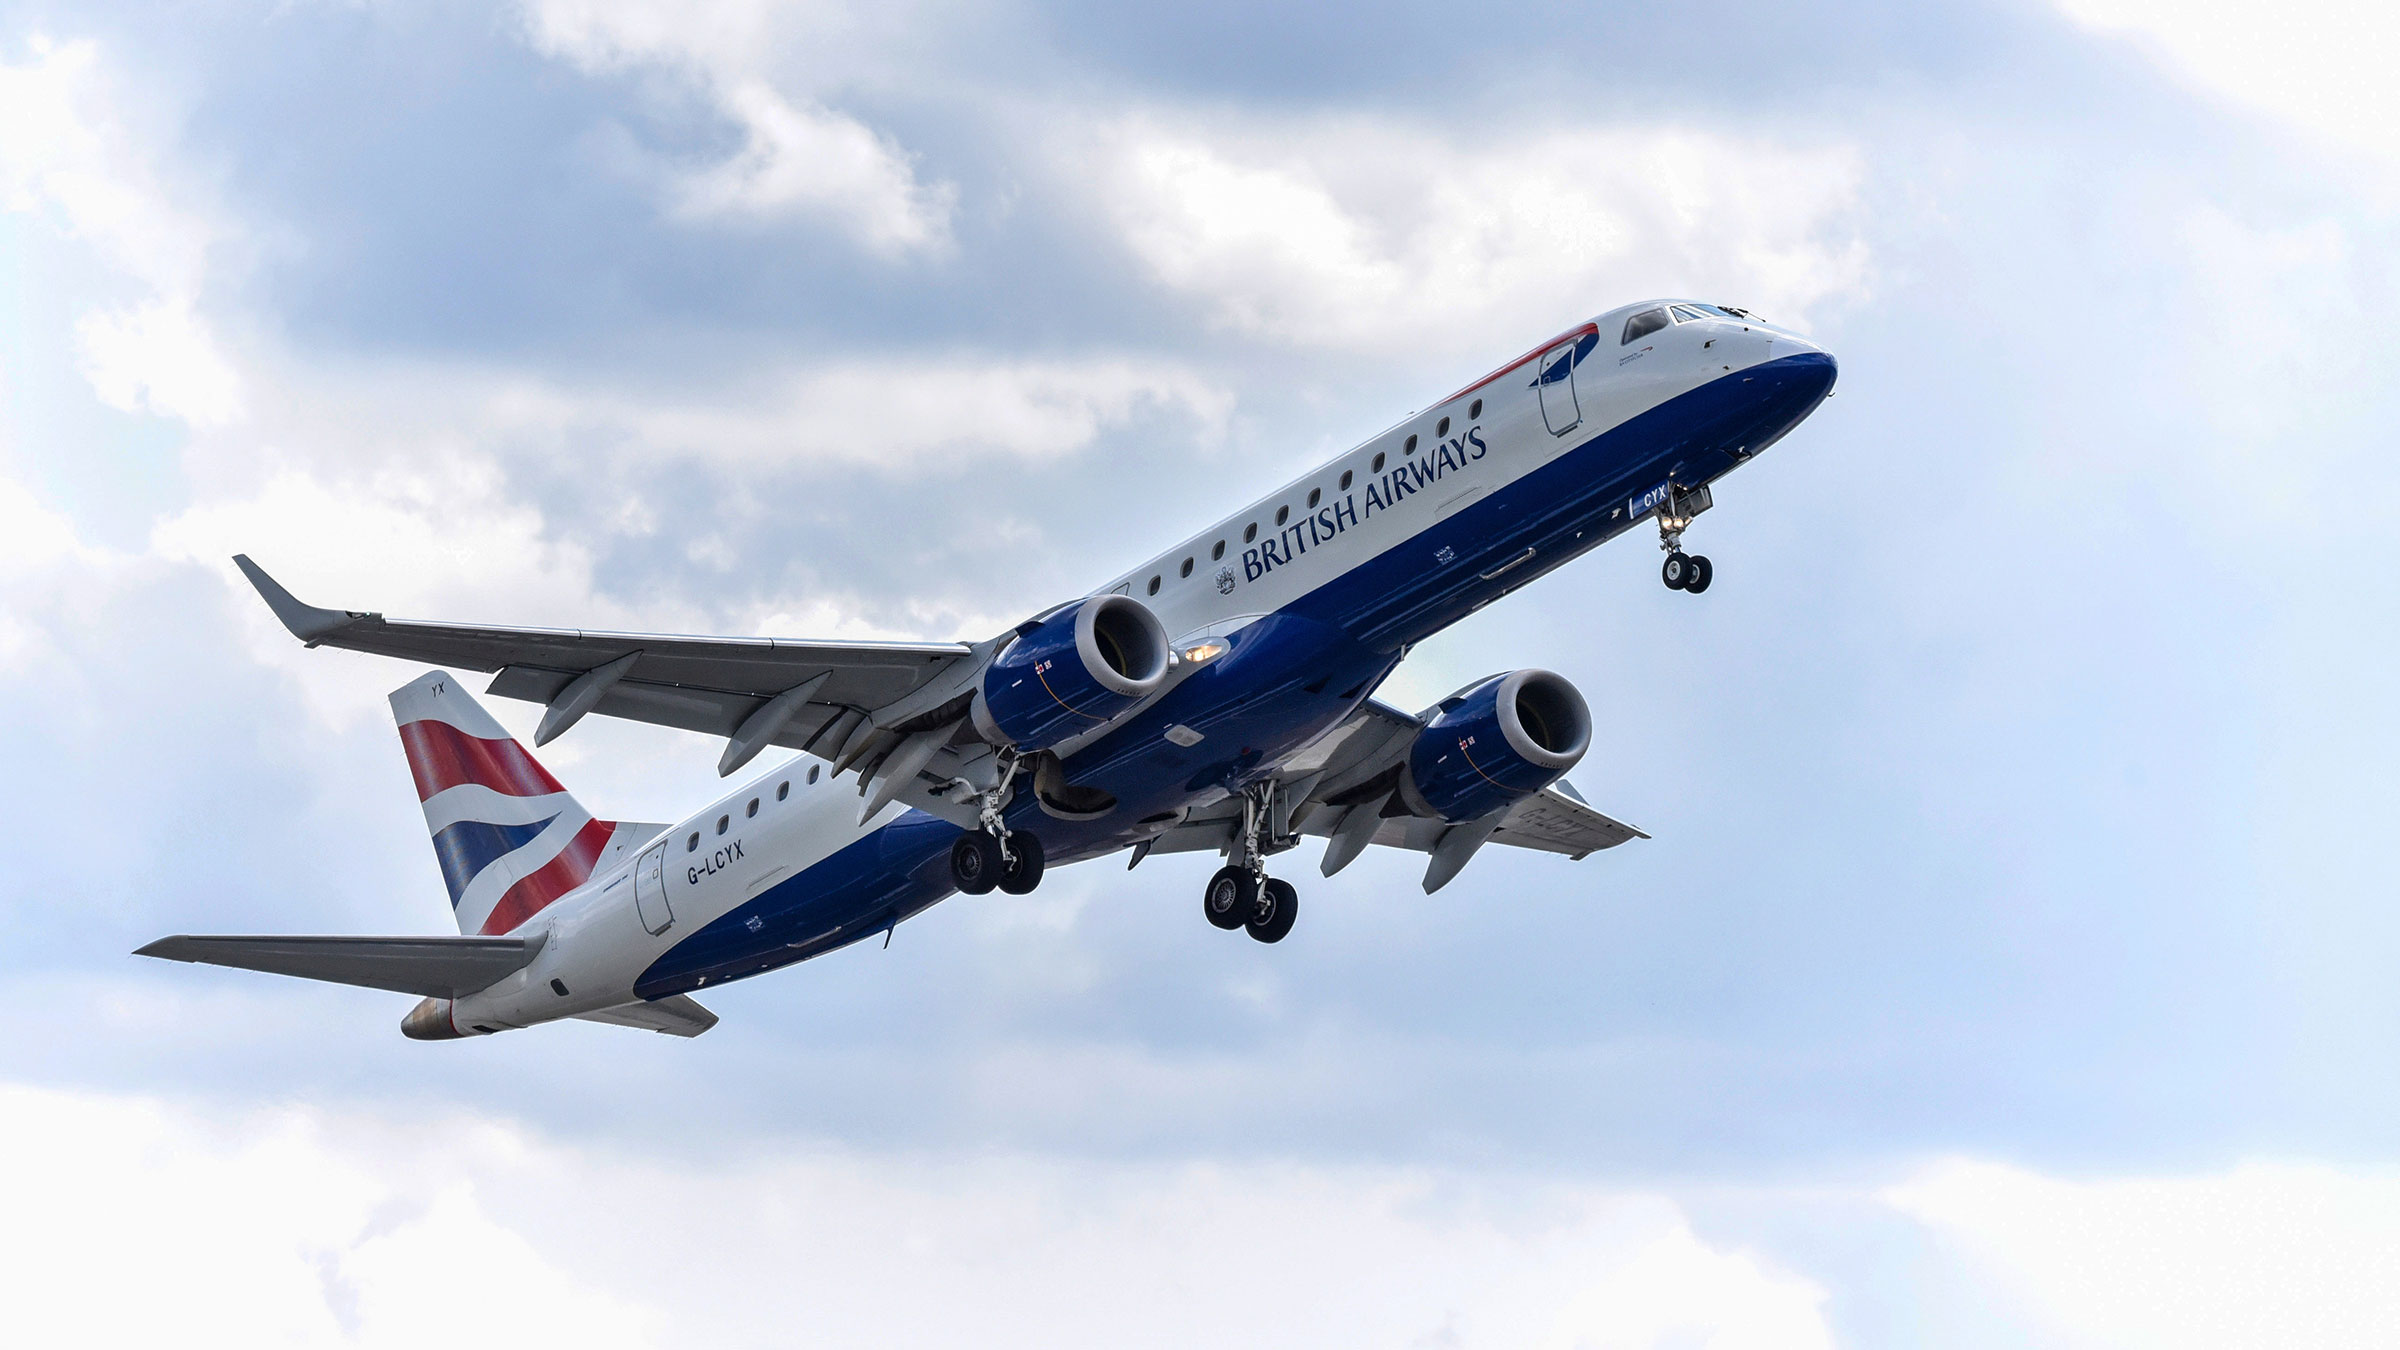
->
[[233, 555, 368, 644]]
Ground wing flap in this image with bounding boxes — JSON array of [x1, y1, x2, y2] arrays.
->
[[135, 934, 538, 998]]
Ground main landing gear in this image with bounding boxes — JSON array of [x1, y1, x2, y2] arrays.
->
[[1199, 782, 1299, 943], [950, 751, 1046, 896], [1656, 482, 1714, 594]]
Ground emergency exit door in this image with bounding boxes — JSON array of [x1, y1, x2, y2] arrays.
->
[[634, 843, 674, 935]]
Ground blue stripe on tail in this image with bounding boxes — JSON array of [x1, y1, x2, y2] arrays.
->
[[429, 815, 559, 905]]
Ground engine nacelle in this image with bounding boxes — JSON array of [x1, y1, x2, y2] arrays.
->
[[972, 595, 1172, 752], [1402, 669, 1592, 822]]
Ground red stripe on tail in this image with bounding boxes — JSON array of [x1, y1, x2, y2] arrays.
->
[[397, 719, 567, 801], [478, 817, 617, 935]]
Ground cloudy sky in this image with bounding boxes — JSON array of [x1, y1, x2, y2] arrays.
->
[[4, 0, 2398, 1344]]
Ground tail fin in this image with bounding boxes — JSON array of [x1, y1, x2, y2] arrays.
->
[[390, 671, 650, 935]]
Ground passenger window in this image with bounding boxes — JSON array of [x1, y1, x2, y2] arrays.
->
[[1436, 417, 1450, 436], [716, 814, 729, 835], [746, 798, 758, 818], [1339, 470, 1353, 490], [1404, 434, 1417, 455], [1179, 557, 1193, 578], [1244, 523, 1257, 543], [1371, 453, 1385, 472], [686, 832, 699, 852], [1306, 488, 1321, 508], [777, 781, 789, 801], [1147, 575, 1161, 595], [1622, 308, 1669, 344], [1275, 506, 1289, 525], [1212, 540, 1225, 560], [1469, 398, 1482, 418], [807, 765, 821, 784]]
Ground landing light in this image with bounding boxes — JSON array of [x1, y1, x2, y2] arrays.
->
[[1182, 639, 1228, 666]]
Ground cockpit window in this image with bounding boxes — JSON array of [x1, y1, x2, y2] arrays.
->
[[1622, 308, 1670, 344], [1695, 303, 1753, 320], [1671, 305, 1709, 323]]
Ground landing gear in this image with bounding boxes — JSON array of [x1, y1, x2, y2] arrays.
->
[[1200, 780, 1300, 941], [950, 750, 1045, 895], [1655, 483, 1715, 594], [951, 833, 1000, 895], [1247, 878, 1298, 944], [1204, 865, 1254, 929], [997, 830, 1046, 895]]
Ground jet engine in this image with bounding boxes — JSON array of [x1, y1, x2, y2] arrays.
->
[[1402, 669, 1592, 822], [972, 594, 1172, 752]]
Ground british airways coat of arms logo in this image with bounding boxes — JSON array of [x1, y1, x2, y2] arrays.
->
[[1215, 566, 1237, 595]]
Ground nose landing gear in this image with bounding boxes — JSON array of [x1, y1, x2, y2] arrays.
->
[[1656, 482, 1714, 594], [1662, 551, 1712, 593]]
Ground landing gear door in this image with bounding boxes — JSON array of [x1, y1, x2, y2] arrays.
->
[[634, 843, 673, 935], [1537, 336, 1584, 436]]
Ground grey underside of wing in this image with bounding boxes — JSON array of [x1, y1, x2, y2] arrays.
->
[[235, 556, 974, 748], [354, 619, 962, 742], [1144, 698, 1647, 860], [134, 935, 537, 999], [573, 994, 718, 1037]]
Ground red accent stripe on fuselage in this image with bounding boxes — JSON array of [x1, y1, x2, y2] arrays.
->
[[478, 817, 616, 935], [397, 719, 568, 801], [1437, 322, 1600, 405]]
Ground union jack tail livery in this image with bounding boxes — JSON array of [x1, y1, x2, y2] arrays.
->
[[390, 671, 651, 936]]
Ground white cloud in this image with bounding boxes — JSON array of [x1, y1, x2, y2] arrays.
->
[[0, 1083, 653, 1348], [0, 1079, 1834, 1350], [476, 354, 1232, 469], [520, 0, 955, 254], [2054, 0, 2400, 179], [76, 296, 245, 425], [0, 36, 243, 424], [1887, 1156, 2400, 1348], [1083, 116, 1869, 358], [0, 473, 117, 668]]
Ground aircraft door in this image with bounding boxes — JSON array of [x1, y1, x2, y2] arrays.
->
[[1537, 334, 1586, 436], [634, 843, 674, 935]]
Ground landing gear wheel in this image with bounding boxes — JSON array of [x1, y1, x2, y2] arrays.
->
[[996, 831, 1046, 895], [1204, 866, 1255, 930], [1247, 878, 1298, 944], [950, 832, 1001, 895], [1683, 555, 1713, 594], [1662, 552, 1692, 590]]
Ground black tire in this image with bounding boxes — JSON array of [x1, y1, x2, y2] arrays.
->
[[996, 831, 1047, 894], [1662, 552, 1690, 590], [1684, 555, 1713, 594], [1247, 878, 1298, 944], [1204, 866, 1255, 930], [951, 832, 1001, 895]]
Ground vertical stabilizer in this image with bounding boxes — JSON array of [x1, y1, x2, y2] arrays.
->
[[389, 671, 647, 935]]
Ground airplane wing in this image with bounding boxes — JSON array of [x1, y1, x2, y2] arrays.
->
[[135, 933, 539, 998], [236, 555, 1006, 778], [1136, 698, 1646, 892]]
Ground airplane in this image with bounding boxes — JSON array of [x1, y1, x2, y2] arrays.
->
[[139, 300, 1836, 1039]]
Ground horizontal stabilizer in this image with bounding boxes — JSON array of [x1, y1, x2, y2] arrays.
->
[[573, 994, 719, 1037], [135, 933, 538, 999]]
